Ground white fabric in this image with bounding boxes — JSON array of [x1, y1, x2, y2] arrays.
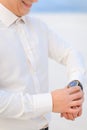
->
[[0, 3, 86, 130]]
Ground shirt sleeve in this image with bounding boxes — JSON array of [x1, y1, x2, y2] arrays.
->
[[47, 28, 86, 86], [0, 90, 52, 119]]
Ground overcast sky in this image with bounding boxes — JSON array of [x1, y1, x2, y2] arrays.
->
[[31, 0, 87, 12]]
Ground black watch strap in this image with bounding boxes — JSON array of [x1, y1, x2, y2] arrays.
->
[[78, 80, 83, 90]]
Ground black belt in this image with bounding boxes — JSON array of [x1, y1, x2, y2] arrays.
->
[[40, 127, 48, 130]]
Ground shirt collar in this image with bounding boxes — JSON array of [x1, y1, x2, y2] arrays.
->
[[0, 3, 26, 27]]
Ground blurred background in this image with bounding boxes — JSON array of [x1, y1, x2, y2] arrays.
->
[[30, 1, 87, 130], [31, 0, 87, 13]]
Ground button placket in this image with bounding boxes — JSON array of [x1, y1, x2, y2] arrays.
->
[[16, 22, 41, 93]]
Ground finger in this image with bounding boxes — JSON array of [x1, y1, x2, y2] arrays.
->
[[77, 108, 82, 117], [71, 106, 78, 118], [68, 106, 81, 114], [68, 86, 81, 94], [70, 99, 84, 107], [61, 113, 69, 120], [71, 91, 84, 101], [66, 113, 75, 120], [60, 113, 63, 117], [61, 113, 75, 120]]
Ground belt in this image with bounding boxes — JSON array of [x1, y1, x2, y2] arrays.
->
[[40, 127, 48, 130]]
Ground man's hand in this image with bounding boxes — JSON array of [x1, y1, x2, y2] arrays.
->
[[60, 106, 82, 120], [51, 86, 84, 114], [60, 88, 84, 120]]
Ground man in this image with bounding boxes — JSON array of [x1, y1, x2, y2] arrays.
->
[[0, 0, 85, 130]]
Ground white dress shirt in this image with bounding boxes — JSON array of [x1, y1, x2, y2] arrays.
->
[[0, 3, 86, 130]]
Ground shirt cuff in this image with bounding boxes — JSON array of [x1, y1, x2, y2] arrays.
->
[[33, 93, 52, 116], [68, 72, 86, 87]]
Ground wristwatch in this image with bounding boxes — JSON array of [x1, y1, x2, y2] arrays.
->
[[67, 80, 83, 90]]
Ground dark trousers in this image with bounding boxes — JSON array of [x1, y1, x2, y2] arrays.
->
[[40, 127, 48, 130]]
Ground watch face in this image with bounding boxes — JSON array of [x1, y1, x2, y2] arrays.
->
[[68, 80, 79, 87], [68, 80, 83, 90]]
